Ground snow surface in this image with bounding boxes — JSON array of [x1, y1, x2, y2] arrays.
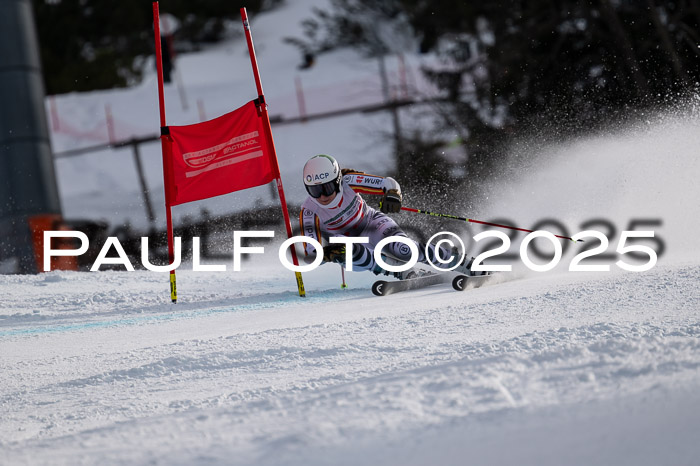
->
[[1, 258, 699, 465], [2, 1, 699, 464]]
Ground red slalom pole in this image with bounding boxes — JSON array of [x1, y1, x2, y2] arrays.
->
[[400, 206, 583, 242], [241, 8, 306, 297], [153, 1, 178, 303]]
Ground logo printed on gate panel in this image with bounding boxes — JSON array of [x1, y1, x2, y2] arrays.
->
[[181, 131, 262, 177], [183, 131, 260, 168]]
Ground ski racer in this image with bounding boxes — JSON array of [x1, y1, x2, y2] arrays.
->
[[298, 154, 473, 278]]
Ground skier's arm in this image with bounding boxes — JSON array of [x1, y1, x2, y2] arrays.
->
[[342, 169, 402, 213], [342, 169, 401, 196], [298, 208, 343, 263], [298, 207, 323, 257]]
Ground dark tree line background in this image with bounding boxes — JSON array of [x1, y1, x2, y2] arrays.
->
[[32, 0, 280, 95], [288, 0, 700, 204]]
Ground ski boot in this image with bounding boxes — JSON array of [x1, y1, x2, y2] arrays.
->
[[458, 256, 491, 276], [371, 262, 423, 281]]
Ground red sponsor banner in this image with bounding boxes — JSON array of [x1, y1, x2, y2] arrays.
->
[[167, 100, 274, 206]]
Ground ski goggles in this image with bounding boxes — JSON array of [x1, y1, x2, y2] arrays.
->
[[305, 178, 340, 198]]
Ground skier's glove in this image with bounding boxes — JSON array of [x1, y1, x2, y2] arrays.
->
[[380, 189, 402, 214], [323, 244, 346, 263]]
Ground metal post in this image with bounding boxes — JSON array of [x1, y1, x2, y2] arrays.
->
[[295, 75, 307, 122], [0, 0, 63, 273], [131, 141, 156, 229], [378, 54, 403, 159]]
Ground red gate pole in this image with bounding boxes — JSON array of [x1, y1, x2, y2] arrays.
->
[[104, 103, 115, 144], [153, 1, 178, 303], [49, 96, 60, 131], [241, 8, 305, 297]]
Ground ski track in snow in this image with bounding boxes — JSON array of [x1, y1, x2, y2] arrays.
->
[[1, 261, 699, 465]]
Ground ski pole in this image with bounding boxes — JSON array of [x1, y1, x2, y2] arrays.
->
[[340, 264, 348, 289], [400, 206, 583, 242]]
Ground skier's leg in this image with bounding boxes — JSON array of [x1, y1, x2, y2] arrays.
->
[[342, 238, 474, 276], [345, 242, 375, 272], [342, 212, 474, 276], [363, 212, 456, 269]]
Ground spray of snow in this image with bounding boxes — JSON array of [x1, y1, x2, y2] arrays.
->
[[471, 99, 700, 265]]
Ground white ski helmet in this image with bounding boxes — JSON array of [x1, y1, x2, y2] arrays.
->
[[303, 154, 342, 198]]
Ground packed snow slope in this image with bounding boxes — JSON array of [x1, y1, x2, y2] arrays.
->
[[0, 258, 699, 465]]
